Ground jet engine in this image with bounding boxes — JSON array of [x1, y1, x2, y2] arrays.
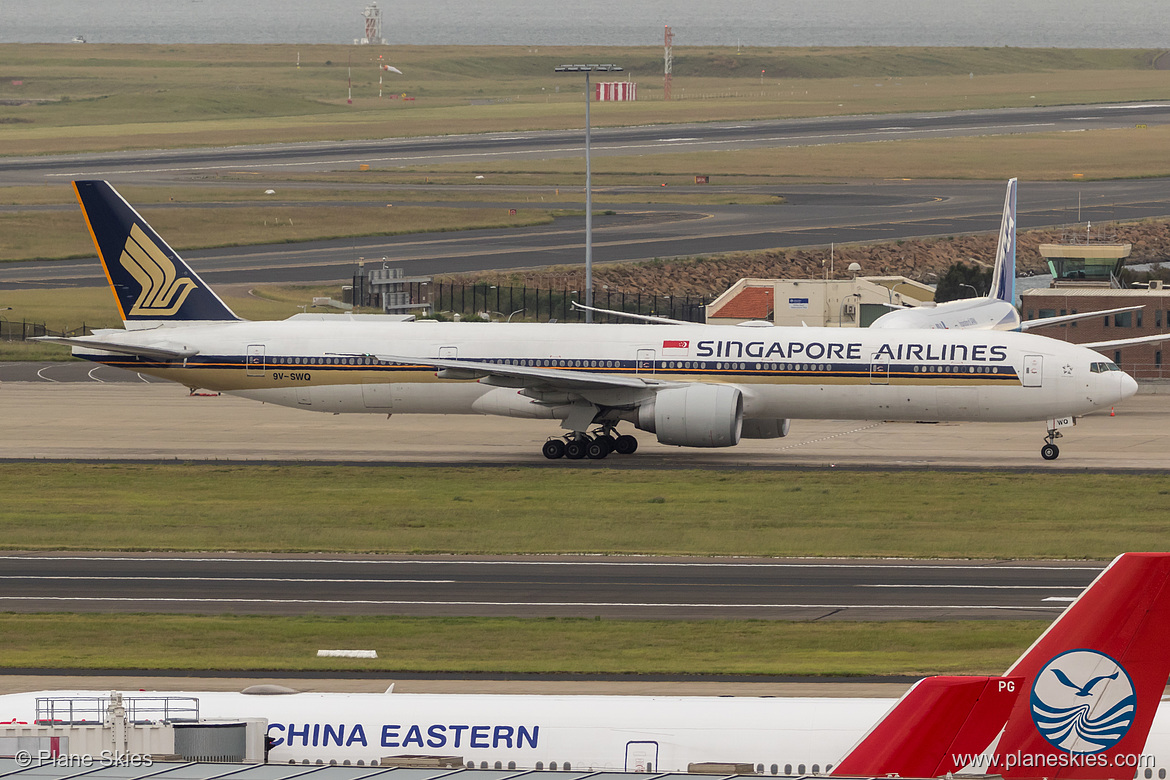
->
[[636, 384, 743, 447], [741, 418, 791, 439]]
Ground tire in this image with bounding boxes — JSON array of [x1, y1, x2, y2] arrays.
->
[[564, 439, 588, 460], [586, 439, 610, 459], [542, 439, 566, 459], [1041, 443, 1060, 461], [614, 434, 639, 455]]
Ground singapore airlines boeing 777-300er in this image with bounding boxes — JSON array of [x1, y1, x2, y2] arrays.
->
[[44, 181, 1138, 461]]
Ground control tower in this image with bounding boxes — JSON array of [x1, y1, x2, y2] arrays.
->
[[1038, 223, 1131, 288]]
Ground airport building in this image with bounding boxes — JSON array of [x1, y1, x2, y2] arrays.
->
[[1020, 236, 1170, 380], [705, 277, 935, 327]]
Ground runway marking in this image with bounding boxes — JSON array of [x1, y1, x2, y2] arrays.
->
[[778, 422, 887, 450], [0, 596, 1066, 610], [87, 366, 105, 383], [0, 555, 1103, 572], [35, 366, 59, 383], [1043, 596, 1079, 602]]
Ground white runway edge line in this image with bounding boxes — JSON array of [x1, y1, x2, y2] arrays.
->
[[0, 556, 1105, 572], [0, 596, 1067, 610]]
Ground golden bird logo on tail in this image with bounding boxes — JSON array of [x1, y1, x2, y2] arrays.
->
[[120, 224, 197, 316]]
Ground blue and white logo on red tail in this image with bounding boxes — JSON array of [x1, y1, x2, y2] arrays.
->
[[1030, 649, 1136, 753]]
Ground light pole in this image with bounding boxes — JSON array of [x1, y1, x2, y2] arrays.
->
[[555, 64, 623, 323]]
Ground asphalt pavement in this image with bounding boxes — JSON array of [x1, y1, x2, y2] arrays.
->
[[0, 553, 1102, 621]]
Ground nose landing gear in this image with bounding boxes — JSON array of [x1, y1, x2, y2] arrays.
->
[[543, 428, 639, 460], [1040, 416, 1075, 460], [1041, 429, 1062, 461]]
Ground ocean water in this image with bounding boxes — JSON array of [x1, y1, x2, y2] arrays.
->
[[4, 0, 1170, 48]]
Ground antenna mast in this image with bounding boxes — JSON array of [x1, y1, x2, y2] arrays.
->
[[664, 25, 673, 101]]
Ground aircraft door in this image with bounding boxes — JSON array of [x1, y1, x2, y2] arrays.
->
[[246, 344, 265, 377], [636, 349, 656, 375], [625, 741, 659, 773], [1022, 354, 1043, 387], [869, 353, 889, 385]]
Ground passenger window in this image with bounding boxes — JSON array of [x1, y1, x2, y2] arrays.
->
[[785, 765, 792, 775], [799, 764, 806, 774]]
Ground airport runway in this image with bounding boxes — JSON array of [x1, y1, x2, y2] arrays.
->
[[5, 103, 1170, 184], [6, 178, 1170, 289], [6, 102, 1170, 288], [0, 553, 1101, 621]]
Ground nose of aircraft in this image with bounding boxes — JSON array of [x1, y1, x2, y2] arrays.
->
[[1120, 370, 1139, 401]]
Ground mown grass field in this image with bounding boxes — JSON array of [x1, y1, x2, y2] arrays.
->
[[0, 202, 558, 263], [2, 44, 1169, 155], [1, 464, 1166, 559], [0, 614, 1044, 675]]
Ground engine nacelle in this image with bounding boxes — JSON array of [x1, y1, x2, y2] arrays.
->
[[636, 384, 743, 448], [741, 418, 791, 439]]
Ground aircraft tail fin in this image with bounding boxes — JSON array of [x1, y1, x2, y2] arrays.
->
[[988, 177, 1017, 305], [73, 180, 240, 324], [987, 552, 1170, 779], [831, 675, 1021, 778]]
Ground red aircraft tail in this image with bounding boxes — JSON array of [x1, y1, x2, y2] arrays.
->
[[991, 552, 1170, 780], [834, 553, 1170, 780]]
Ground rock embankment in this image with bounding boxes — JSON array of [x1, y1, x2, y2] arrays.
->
[[446, 221, 1170, 298]]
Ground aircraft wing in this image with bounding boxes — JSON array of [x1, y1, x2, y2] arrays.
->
[[571, 302, 694, 325], [356, 352, 661, 391], [33, 335, 198, 360], [1081, 332, 1170, 351], [1021, 305, 1145, 330]]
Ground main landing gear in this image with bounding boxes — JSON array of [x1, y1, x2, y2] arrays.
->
[[542, 428, 639, 460]]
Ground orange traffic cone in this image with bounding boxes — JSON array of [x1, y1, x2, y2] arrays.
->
[[1111, 407, 1116, 416]]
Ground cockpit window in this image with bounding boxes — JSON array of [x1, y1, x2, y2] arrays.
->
[[1090, 361, 1122, 373]]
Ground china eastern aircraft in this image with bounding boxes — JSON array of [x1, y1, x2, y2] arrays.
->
[[4, 553, 1170, 779], [45, 181, 1138, 461]]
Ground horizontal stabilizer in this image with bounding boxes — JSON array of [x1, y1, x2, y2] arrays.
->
[[34, 335, 198, 360], [1082, 331, 1170, 351], [1022, 305, 1145, 331]]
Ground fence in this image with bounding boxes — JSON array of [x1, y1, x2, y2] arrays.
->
[[1122, 362, 1170, 381], [354, 279, 710, 323], [0, 320, 92, 341]]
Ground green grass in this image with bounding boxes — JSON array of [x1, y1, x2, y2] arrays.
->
[[0, 284, 362, 339], [0, 205, 558, 263], [3, 44, 1170, 155], [1, 464, 1168, 559], [0, 613, 1044, 675]]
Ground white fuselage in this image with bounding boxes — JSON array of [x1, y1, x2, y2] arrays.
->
[[2, 689, 1167, 774], [78, 319, 1135, 431]]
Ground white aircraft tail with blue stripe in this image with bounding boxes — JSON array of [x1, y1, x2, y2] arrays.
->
[[988, 177, 1017, 306]]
